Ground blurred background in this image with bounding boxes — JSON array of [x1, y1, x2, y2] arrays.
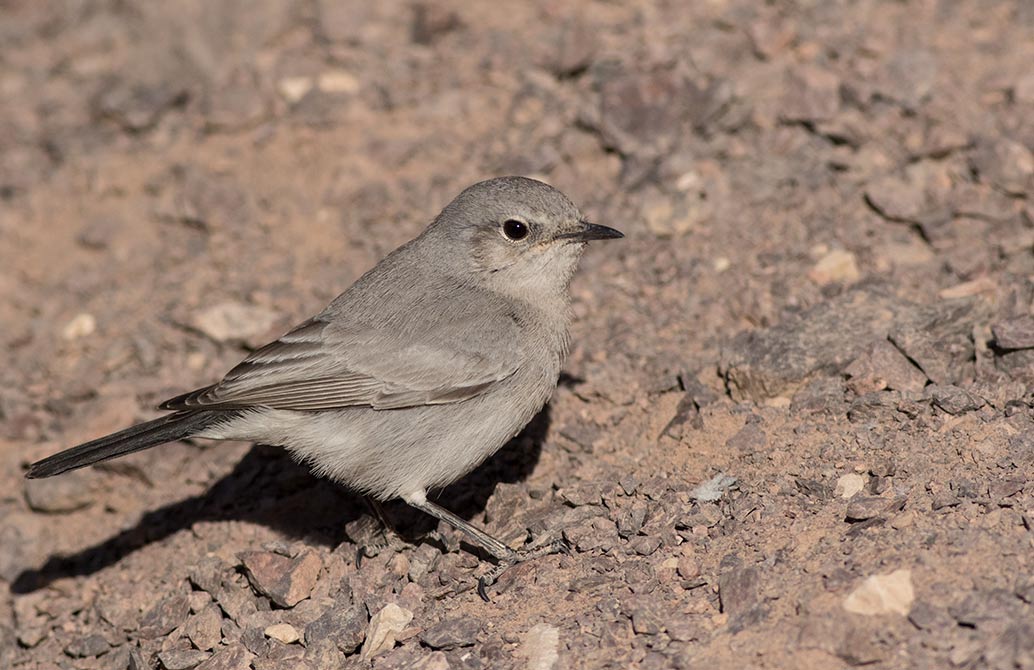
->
[[2, 1, 1034, 668]]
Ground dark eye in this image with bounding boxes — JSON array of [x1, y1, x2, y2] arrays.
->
[[502, 219, 529, 241]]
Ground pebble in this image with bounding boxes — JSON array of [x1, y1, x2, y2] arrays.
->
[[843, 569, 914, 616], [993, 316, 1034, 350], [64, 633, 110, 658], [264, 623, 300, 645], [138, 594, 191, 639], [808, 249, 859, 286], [360, 603, 413, 660], [61, 312, 96, 340], [186, 605, 224, 651], [419, 617, 480, 650], [239, 550, 321, 608], [303, 601, 367, 655], [835, 473, 867, 499], [193, 301, 278, 344], [158, 649, 211, 670], [844, 340, 927, 393], [718, 564, 760, 619], [195, 644, 254, 670], [845, 496, 890, 522], [518, 623, 559, 670]]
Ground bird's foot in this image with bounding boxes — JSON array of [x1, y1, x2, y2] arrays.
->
[[476, 536, 571, 602], [349, 515, 409, 569]]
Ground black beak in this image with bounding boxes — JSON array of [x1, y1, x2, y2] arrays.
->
[[557, 221, 624, 242]]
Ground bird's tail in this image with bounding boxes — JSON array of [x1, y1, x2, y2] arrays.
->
[[26, 410, 227, 479]]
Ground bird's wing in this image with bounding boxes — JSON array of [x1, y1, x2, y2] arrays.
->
[[159, 314, 520, 411]]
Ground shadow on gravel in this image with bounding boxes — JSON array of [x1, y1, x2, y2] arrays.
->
[[11, 406, 550, 594]]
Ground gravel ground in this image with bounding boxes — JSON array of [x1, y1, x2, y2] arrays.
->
[[2, 1, 1034, 668]]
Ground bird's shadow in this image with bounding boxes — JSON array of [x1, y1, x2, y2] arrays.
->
[[11, 406, 552, 594]]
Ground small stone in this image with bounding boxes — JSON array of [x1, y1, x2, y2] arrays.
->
[[264, 623, 300, 644], [186, 605, 223, 651], [411, 2, 461, 44], [689, 473, 737, 502], [316, 70, 360, 95], [304, 602, 367, 654], [677, 554, 700, 580], [993, 316, 1034, 350], [843, 569, 914, 616], [277, 77, 312, 104], [780, 65, 840, 122], [158, 649, 211, 670], [240, 550, 321, 608], [62, 313, 97, 340], [139, 594, 191, 639], [970, 138, 1034, 196], [95, 78, 189, 132], [809, 250, 859, 286], [835, 474, 867, 499], [845, 496, 888, 522], [630, 606, 665, 635], [844, 340, 928, 393], [518, 623, 559, 670], [195, 644, 254, 670], [419, 617, 480, 650], [24, 469, 95, 513], [64, 633, 110, 658], [629, 535, 661, 556], [718, 565, 760, 618], [360, 603, 413, 660], [925, 385, 983, 415], [193, 302, 278, 344]]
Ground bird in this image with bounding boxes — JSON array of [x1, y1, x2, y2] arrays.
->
[[26, 176, 623, 599]]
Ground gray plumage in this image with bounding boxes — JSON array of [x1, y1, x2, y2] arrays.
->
[[27, 176, 622, 594]]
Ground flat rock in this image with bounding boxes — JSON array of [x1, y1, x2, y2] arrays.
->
[[158, 649, 211, 670], [138, 594, 191, 639], [925, 385, 984, 415], [195, 644, 254, 670], [64, 633, 110, 658], [719, 564, 760, 618], [304, 601, 368, 654], [843, 569, 914, 616], [721, 289, 916, 402], [845, 340, 928, 393], [419, 617, 480, 649], [518, 623, 560, 670], [240, 550, 321, 608], [993, 316, 1034, 350]]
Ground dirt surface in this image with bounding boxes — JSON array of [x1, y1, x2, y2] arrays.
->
[[3, 1, 1034, 668]]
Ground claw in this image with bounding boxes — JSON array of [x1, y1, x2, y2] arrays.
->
[[477, 577, 491, 602], [355, 546, 366, 570]]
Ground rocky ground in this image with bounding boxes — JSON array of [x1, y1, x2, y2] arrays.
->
[[2, 0, 1034, 668]]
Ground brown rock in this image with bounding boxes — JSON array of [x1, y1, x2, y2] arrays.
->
[[195, 644, 254, 670], [419, 617, 481, 649], [138, 595, 191, 639], [158, 648, 211, 670], [993, 316, 1034, 350], [240, 550, 321, 608], [845, 340, 927, 393], [186, 605, 224, 652]]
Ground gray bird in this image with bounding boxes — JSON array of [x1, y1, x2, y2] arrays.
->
[[26, 176, 622, 598]]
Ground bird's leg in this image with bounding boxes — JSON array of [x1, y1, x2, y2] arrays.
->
[[352, 497, 408, 568], [403, 494, 569, 601]]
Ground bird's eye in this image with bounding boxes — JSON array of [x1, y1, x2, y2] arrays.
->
[[502, 219, 529, 241]]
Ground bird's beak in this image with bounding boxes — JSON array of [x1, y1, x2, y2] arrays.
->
[[556, 221, 625, 242]]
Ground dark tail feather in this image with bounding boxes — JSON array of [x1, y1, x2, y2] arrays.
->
[[26, 410, 226, 479]]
